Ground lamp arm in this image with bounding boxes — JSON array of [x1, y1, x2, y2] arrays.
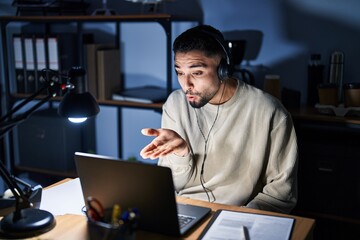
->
[[0, 94, 53, 137], [0, 160, 27, 205], [0, 79, 61, 137], [0, 161, 32, 222], [0, 83, 50, 124], [0, 75, 61, 219]]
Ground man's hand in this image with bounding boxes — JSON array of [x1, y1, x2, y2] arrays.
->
[[140, 128, 189, 159]]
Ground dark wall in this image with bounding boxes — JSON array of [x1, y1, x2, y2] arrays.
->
[[200, 0, 360, 104]]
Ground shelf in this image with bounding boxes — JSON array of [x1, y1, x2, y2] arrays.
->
[[289, 106, 360, 125], [15, 165, 78, 178], [11, 93, 164, 110], [0, 14, 189, 23], [98, 99, 163, 110]]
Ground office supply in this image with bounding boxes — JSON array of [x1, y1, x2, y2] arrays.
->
[[96, 48, 121, 100], [200, 209, 294, 240], [47, 36, 60, 73], [86, 196, 104, 222], [84, 43, 114, 98], [12, 34, 25, 93], [74, 152, 211, 237], [47, 34, 79, 77], [23, 35, 36, 93], [112, 85, 168, 103], [35, 36, 47, 91], [40, 178, 85, 216], [111, 204, 120, 225]]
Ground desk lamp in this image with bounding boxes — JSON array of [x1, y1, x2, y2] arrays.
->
[[0, 66, 100, 238]]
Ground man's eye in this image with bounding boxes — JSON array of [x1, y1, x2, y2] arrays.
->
[[192, 71, 202, 76], [176, 71, 184, 76]]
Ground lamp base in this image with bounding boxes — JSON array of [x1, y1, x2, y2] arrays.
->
[[0, 208, 55, 238], [0, 185, 42, 217]]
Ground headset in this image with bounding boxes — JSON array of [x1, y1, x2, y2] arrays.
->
[[198, 28, 233, 81]]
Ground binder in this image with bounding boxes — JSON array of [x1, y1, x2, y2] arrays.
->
[[45, 33, 93, 96], [47, 36, 60, 73], [96, 48, 121, 100], [47, 33, 81, 74], [12, 35, 25, 93], [46, 35, 61, 96], [35, 36, 47, 91], [23, 35, 36, 93]]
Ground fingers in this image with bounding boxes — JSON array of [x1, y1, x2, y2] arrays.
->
[[140, 128, 189, 160], [141, 128, 159, 137], [141, 144, 173, 160], [140, 128, 160, 159]]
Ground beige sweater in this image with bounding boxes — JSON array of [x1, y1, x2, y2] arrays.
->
[[158, 80, 298, 214]]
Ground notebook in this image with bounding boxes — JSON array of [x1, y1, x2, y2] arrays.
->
[[74, 152, 211, 236]]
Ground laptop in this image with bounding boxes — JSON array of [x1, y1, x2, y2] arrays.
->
[[74, 152, 211, 236]]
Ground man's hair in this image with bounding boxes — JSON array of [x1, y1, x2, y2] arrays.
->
[[173, 25, 226, 59]]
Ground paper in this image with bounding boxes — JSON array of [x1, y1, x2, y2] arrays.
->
[[40, 178, 85, 216], [201, 210, 294, 240]]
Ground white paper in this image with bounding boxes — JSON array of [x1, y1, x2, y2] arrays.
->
[[201, 210, 294, 240], [40, 178, 85, 216]]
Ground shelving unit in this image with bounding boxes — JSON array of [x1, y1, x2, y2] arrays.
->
[[0, 14, 199, 182], [289, 107, 360, 239]]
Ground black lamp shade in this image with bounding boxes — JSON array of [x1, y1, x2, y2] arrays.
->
[[58, 91, 100, 118]]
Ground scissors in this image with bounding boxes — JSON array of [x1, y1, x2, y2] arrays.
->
[[85, 196, 105, 222]]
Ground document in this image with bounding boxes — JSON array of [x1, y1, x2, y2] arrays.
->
[[200, 210, 294, 240], [40, 178, 85, 216]]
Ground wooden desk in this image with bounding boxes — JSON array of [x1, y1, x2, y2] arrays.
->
[[27, 179, 315, 240]]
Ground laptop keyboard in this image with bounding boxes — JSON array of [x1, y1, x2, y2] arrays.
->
[[178, 214, 196, 229]]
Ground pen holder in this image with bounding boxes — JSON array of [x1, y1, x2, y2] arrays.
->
[[85, 208, 138, 240]]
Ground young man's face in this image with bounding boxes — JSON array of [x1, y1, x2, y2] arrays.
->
[[174, 50, 222, 108]]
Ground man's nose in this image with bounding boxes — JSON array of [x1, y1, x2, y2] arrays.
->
[[183, 75, 193, 90]]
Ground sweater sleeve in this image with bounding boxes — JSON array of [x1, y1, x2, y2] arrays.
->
[[246, 113, 298, 214], [157, 93, 194, 192]]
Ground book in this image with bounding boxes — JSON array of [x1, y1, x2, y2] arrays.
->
[[112, 86, 168, 103], [199, 209, 294, 240], [96, 48, 121, 100], [84, 43, 114, 99]]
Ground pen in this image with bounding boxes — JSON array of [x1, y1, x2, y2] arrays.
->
[[111, 204, 121, 225]]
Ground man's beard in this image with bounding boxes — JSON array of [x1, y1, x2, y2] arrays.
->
[[189, 97, 208, 108], [186, 89, 216, 108]]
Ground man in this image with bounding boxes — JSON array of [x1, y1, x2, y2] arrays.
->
[[140, 25, 298, 214]]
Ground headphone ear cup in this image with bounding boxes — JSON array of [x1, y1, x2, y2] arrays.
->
[[217, 58, 230, 81]]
